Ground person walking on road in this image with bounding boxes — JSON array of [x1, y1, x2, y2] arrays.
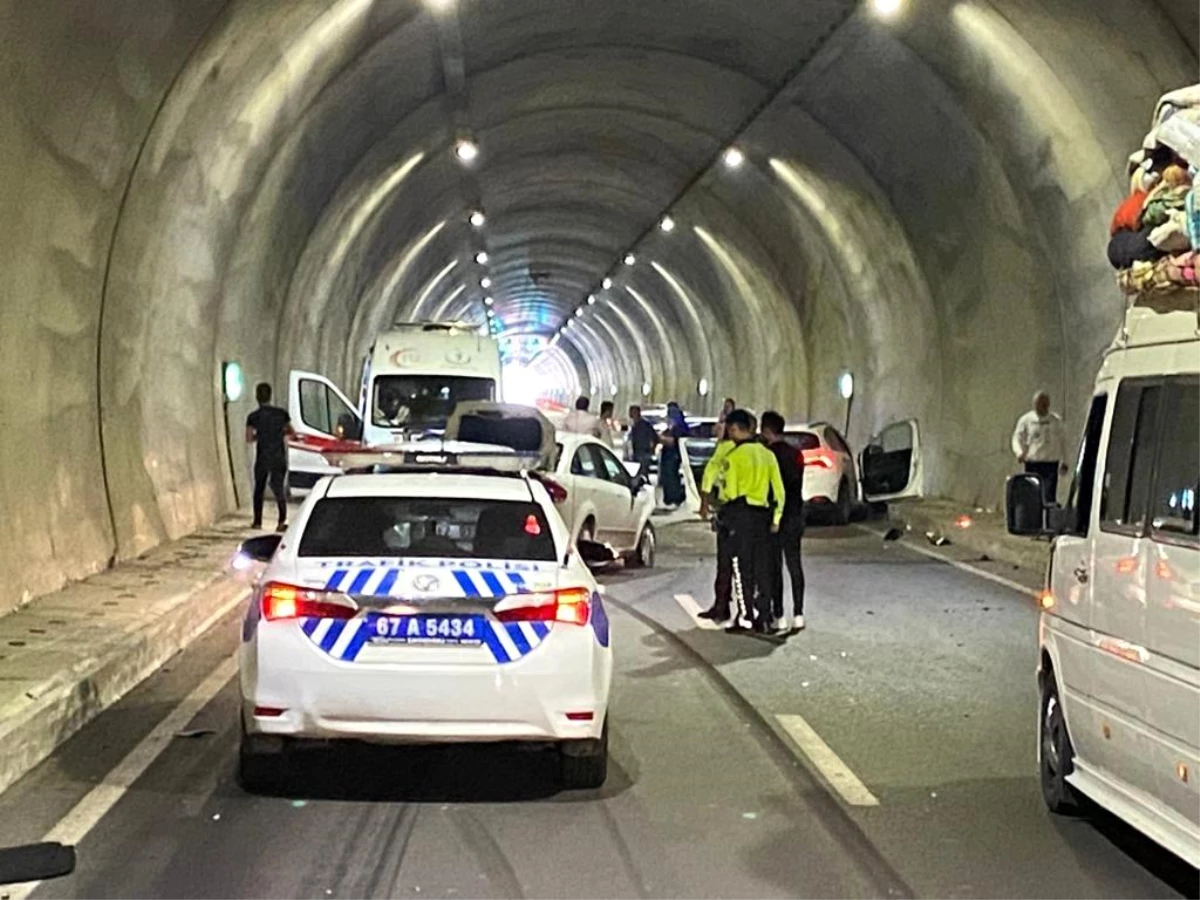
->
[[562, 396, 602, 437], [1011, 391, 1069, 505], [659, 401, 689, 509], [627, 405, 658, 477], [246, 382, 295, 532], [714, 409, 784, 635], [761, 411, 806, 634]]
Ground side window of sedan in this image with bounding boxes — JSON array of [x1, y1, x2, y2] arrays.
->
[[572, 447, 598, 477], [597, 447, 632, 488]]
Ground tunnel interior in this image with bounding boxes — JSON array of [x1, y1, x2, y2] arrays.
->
[[1, 0, 1196, 610]]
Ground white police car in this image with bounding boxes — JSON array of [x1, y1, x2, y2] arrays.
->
[[234, 460, 613, 791]]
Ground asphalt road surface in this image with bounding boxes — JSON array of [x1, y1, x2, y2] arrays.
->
[[1, 524, 1195, 899]]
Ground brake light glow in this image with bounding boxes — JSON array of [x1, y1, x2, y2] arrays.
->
[[565, 711, 595, 721], [802, 449, 836, 470], [494, 587, 591, 625], [260, 582, 357, 621]]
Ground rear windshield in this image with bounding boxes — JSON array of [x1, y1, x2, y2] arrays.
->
[[298, 497, 556, 560], [784, 432, 821, 452]]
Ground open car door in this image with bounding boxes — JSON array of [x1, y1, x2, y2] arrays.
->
[[288, 370, 362, 447], [444, 402, 557, 470], [860, 418, 924, 502]]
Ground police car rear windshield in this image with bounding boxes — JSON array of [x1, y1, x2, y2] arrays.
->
[[298, 497, 556, 561]]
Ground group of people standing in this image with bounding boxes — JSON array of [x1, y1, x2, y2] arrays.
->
[[698, 406, 807, 637]]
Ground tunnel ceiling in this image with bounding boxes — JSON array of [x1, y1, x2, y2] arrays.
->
[[1, 0, 1196, 611]]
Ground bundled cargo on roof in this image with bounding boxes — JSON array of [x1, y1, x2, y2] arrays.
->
[[1108, 84, 1200, 303]]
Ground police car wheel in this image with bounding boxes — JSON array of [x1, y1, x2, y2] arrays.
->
[[628, 525, 655, 569], [560, 722, 608, 790], [237, 723, 288, 794]]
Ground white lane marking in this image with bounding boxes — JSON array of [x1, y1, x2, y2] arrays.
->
[[854, 524, 1039, 598], [674, 593, 720, 630], [6, 655, 238, 900], [775, 713, 880, 807]]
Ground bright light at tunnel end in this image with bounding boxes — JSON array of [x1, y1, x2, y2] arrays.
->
[[869, 0, 904, 18]]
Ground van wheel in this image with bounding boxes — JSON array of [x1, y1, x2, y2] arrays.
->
[[1040, 676, 1083, 815], [629, 525, 655, 569], [830, 480, 852, 526], [560, 722, 608, 790]]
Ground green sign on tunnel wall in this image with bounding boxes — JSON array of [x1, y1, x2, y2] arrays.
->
[[223, 361, 245, 402]]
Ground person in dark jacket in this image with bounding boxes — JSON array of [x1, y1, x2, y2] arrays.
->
[[246, 382, 295, 532], [761, 411, 806, 633], [627, 405, 658, 477], [659, 401, 689, 508]]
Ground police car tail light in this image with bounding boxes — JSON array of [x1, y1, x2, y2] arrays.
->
[[802, 449, 836, 470], [260, 582, 357, 621], [494, 587, 591, 625]]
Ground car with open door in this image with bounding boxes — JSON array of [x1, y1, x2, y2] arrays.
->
[[782, 422, 865, 525], [445, 403, 656, 567], [286, 370, 363, 496], [858, 418, 924, 511]]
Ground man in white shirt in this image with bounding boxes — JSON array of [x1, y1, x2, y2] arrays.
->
[[562, 395, 602, 438], [1011, 390, 1070, 504]]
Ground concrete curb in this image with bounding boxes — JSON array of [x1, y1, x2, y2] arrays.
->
[[0, 574, 248, 797], [885, 504, 1050, 575]]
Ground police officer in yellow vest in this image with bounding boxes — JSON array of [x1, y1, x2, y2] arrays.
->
[[699, 436, 737, 623], [712, 409, 785, 634]]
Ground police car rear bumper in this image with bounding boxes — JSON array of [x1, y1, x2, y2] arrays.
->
[[241, 625, 609, 745]]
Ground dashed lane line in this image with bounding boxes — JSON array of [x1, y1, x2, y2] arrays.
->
[[6, 655, 238, 900], [673, 593, 721, 630], [775, 713, 880, 807]]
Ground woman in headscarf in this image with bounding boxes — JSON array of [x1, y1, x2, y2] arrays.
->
[[659, 401, 690, 508]]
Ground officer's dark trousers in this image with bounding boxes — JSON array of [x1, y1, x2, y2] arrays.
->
[[712, 519, 733, 617], [769, 515, 805, 619], [724, 500, 772, 626], [253, 461, 287, 527]]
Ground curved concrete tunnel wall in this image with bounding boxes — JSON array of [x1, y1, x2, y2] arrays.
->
[[0, 0, 1195, 611]]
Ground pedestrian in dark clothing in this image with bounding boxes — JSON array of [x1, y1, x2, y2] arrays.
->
[[246, 382, 294, 532], [659, 401, 689, 508], [761, 411, 806, 633], [627, 405, 658, 478]]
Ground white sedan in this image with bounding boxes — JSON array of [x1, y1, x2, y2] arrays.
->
[[551, 432, 656, 567], [235, 468, 613, 792]]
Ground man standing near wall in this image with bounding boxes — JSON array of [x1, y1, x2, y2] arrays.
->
[[1011, 390, 1069, 505], [246, 382, 294, 532]]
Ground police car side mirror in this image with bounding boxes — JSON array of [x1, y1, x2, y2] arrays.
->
[[239, 533, 283, 563], [0, 842, 76, 886]]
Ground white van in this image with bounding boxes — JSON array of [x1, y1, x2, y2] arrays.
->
[[283, 322, 503, 494], [1008, 294, 1199, 867], [358, 322, 503, 446]]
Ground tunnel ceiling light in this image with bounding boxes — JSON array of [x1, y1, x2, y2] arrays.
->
[[470, 211, 486, 227], [838, 370, 855, 400], [602, 277, 613, 290], [624, 253, 636, 266], [484, 296, 494, 306], [870, 0, 903, 17], [610, 384, 619, 397], [698, 377, 710, 397], [480, 276, 492, 289], [475, 251, 489, 264], [642, 382, 651, 397], [659, 216, 676, 233], [426, 0, 454, 11], [574, 307, 584, 318], [455, 139, 479, 163], [587, 294, 596, 305], [723, 147, 746, 169]]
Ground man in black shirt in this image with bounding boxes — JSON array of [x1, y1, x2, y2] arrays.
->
[[627, 405, 658, 478], [245, 382, 294, 532], [761, 411, 806, 633]]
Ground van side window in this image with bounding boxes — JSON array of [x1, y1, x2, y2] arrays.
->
[[1150, 376, 1199, 543], [1065, 394, 1107, 536], [1101, 380, 1163, 534]]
